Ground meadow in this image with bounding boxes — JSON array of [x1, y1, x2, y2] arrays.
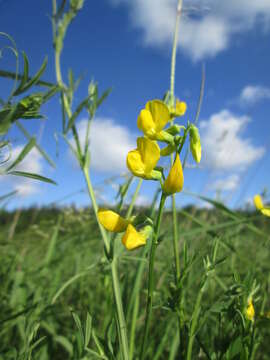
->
[[0, 203, 270, 359], [1, 0, 270, 359]]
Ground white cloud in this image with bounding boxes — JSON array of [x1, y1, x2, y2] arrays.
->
[[209, 174, 240, 192], [1, 145, 43, 196], [135, 194, 151, 207], [109, 0, 270, 60], [73, 118, 136, 173], [240, 85, 270, 105], [200, 110, 265, 171]]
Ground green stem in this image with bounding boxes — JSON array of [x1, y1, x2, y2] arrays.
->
[[128, 187, 160, 360], [126, 179, 143, 219], [55, 51, 83, 159], [169, 0, 184, 352], [83, 167, 129, 360], [140, 193, 167, 360], [186, 279, 206, 360], [170, 0, 183, 99]]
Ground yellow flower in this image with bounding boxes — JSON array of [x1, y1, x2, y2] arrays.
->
[[137, 100, 171, 141], [245, 298, 255, 321], [98, 209, 129, 232], [122, 224, 146, 250], [169, 99, 187, 118], [127, 137, 161, 180], [163, 153, 184, 195], [189, 125, 201, 163], [253, 194, 270, 217]]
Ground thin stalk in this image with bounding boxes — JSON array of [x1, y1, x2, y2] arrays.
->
[[126, 179, 143, 219], [140, 193, 167, 360], [169, 1, 184, 350], [55, 51, 83, 159], [52, 12, 129, 354], [170, 0, 183, 99], [186, 278, 207, 360], [128, 187, 160, 360], [83, 167, 129, 360]]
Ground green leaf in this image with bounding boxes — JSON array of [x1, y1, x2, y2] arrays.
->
[[0, 191, 17, 203], [13, 51, 29, 95], [66, 95, 92, 133], [7, 171, 57, 185], [96, 88, 112, 108], [0, 69, 56, 88], [71, 311, 84, 356], [16, 121, 56, 168], [42, 85, 61, 103], [84, 312, 92, 348], [6, 138, 36, 171], [55, 335, 73, 355], [13, 56, 48, 96]]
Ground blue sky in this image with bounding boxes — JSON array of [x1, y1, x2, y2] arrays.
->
[[0, 0, 270, 209]]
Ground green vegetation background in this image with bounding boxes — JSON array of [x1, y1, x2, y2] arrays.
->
[[0, 205, 269, 359]]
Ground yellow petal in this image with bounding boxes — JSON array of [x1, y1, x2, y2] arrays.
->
[[145, 100, 170, 132], [126, 149, 146, 177], [137, 137, 160, 175], [261, 208, 270, 217], [245, 299, 255, 321], [175, 100, 187, 116], [253, 194, 263, 210], [137, 109, 156, 137], [122, 224, 146, 250], [163, 153, 184, 195], [98, 209, 129, 232]]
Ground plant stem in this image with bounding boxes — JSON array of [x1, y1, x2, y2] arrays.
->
[[140, 193, 167, 360], [171, 166, 181, 283], [186, 280, 206, 360], [169, 0, 184, 351], [126, 179, 143, 219], [170, 0, 183, 99], [83, 167, 129, 360], [52, 8, 129, 354]]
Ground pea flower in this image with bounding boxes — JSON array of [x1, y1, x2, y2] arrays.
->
[[122, 224, 147, 250], [163, 153, 184, 195], [137, 100, 172, 142], [169, 99, 187, 118], [245, 298, 255, 321], [189, 125, 201, 163], [98, 209, 129, 232], [253, 194, 270, 217], [127, 137, 161, 180]]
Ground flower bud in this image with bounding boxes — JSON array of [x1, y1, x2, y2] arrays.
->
[[169, 99, 187, 118], [160, 144, 176, 157], [189, 125, 201, 163], [245, 298, 255, 321], [163, 153, 184, 195]]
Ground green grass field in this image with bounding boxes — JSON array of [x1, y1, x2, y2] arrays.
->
[[1, 202, 269, 359]]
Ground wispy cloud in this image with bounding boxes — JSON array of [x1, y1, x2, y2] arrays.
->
[[200, 109, 265, 171], [209, 174, 240, 192], [110, 0, 270, 60], [72, 118, 136, 173], [239, 85, 270, 106]]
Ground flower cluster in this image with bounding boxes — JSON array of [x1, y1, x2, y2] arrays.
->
[[97, 99, 202, 250], [127, 99, 201, 194]]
